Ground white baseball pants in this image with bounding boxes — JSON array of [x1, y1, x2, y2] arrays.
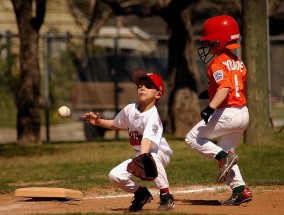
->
[[185, 106, 249, 189], [108, 150, 171, 193]]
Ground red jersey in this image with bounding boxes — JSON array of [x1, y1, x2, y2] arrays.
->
[[207, 51, 247, 108]]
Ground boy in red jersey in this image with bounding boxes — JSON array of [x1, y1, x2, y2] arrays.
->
[[185, 15, 252, 206]]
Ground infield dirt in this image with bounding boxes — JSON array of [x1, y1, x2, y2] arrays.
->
[[0, 185, 283, 215]]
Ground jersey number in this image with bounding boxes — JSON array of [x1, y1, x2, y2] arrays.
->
[[234, 74, 240, 98]]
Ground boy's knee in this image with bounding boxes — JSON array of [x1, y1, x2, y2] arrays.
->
[[108, 170, 118, 184], [185, 132, 196, 146]]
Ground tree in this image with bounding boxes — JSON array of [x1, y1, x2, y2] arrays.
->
[[68, 0, 281, 140], [98, 0, 245, 137], [12, 0, 46, 145], [242, 0, 271, 144], [69, 0, 112, 35], [67, 0, 113, 70], [161, 2, 201, 136], [99, 0, 201, 137]]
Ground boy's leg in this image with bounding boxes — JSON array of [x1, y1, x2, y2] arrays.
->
[[185, 107, 249, 183], [108, 159, 153, 212], [128, 187, 153, 212], [185, 119, 227, 159], [153, 151, 175, 211], [216, 113, 251, 206], [217, 132, 242, 182], [108, 159, 139, 192]]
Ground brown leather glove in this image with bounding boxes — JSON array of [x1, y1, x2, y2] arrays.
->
[[127, 153, 158, 181]]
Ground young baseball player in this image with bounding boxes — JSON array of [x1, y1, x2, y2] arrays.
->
[[83, 71, 175, 212], [185, 15, 252, 205]]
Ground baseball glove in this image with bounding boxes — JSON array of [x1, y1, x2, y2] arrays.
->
[[127, 153, 158, 181], [198, 90, 209, 99]]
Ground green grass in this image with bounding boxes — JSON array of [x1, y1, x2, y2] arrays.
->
[[0, 90, 17, 128], [0, 132, 283, 195], [271, 106, 284, 118]]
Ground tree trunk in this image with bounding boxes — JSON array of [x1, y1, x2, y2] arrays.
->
[[12, 0, 46, 145], [165, 6, 200, 137], [242, 0, 271, 144], [100, 0, 201, 137]]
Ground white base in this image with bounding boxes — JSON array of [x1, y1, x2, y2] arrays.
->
[[15, 187, 83, 200]]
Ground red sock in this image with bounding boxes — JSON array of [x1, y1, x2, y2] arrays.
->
[[160, 188, 169, 194]]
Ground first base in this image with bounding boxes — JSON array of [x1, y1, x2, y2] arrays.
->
[[15, 187, 83, 200]]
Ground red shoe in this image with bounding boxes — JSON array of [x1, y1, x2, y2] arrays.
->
[[217, 151, 238, 183], [222, 188, 252, 206]]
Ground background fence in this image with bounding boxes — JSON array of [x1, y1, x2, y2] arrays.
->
[[0, 33, 283, 143]]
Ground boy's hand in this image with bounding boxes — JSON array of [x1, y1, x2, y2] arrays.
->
[[82, 112, 101, 125], [200, 105, 215, 124]]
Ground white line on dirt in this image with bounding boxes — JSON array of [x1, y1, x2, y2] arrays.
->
[[0, 203, 26, 212], [84, 186, 226, 200]]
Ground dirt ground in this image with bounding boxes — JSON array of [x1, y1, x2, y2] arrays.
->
[[0, 185, 283, 215]]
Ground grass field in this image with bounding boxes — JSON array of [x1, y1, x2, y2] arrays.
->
[[0, 131, 283, 196]]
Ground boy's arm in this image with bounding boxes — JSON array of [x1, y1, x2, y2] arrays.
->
[[82, 112, 118, 129], [140, 138, 152, 154], [201, 87, 230, 124], [209, 87, 230, 109]]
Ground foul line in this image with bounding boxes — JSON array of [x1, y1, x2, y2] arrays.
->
[[0, 203, 26, 212], [84, 186, 226, 200]]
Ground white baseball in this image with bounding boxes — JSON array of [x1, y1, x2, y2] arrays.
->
[[58, 106, 71, 118]]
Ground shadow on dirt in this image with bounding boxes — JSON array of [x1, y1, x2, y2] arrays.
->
[[17, 197, 80, 204], [178, 198, 221, 206]]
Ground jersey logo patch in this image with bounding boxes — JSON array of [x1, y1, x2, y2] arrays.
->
[[152, 123, 158, 136], [213, 70, 223, 82]]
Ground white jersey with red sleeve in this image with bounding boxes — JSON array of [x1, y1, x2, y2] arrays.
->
[[113, 103, 173, 156]]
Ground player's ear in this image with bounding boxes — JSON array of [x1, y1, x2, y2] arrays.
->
[[155, 91, 162, 100]]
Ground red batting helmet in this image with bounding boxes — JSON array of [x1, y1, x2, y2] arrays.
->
[[198, 15, 241, 63]]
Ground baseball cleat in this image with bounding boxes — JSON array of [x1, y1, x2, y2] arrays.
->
[[157, 192, 175, 211], [129, 187, 153, 212], [222, 188, 252, 206], [217, 151, 238, 183]]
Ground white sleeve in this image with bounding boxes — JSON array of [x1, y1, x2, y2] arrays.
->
[[113, 108, 128, 129], [142, 118, 163, 146]]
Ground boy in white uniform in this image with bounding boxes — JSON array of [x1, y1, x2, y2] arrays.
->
[[83, 71, 175, 212]]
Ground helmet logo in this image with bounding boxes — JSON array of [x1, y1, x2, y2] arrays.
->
[[231, 34, 240, 40]]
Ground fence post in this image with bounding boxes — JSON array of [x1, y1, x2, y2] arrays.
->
[[113, 21, 121, 140], [44, 33, 51, 143]]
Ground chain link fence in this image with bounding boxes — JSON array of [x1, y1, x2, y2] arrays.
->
[[0, 33, 283, 143], [269, 36, 284, 131]]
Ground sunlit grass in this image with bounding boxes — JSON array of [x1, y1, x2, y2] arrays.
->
[[0, 132, 283, 194]]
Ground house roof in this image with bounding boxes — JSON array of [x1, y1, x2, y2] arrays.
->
[[94, 26, 156, 53], [0, 0, 156, 53]]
